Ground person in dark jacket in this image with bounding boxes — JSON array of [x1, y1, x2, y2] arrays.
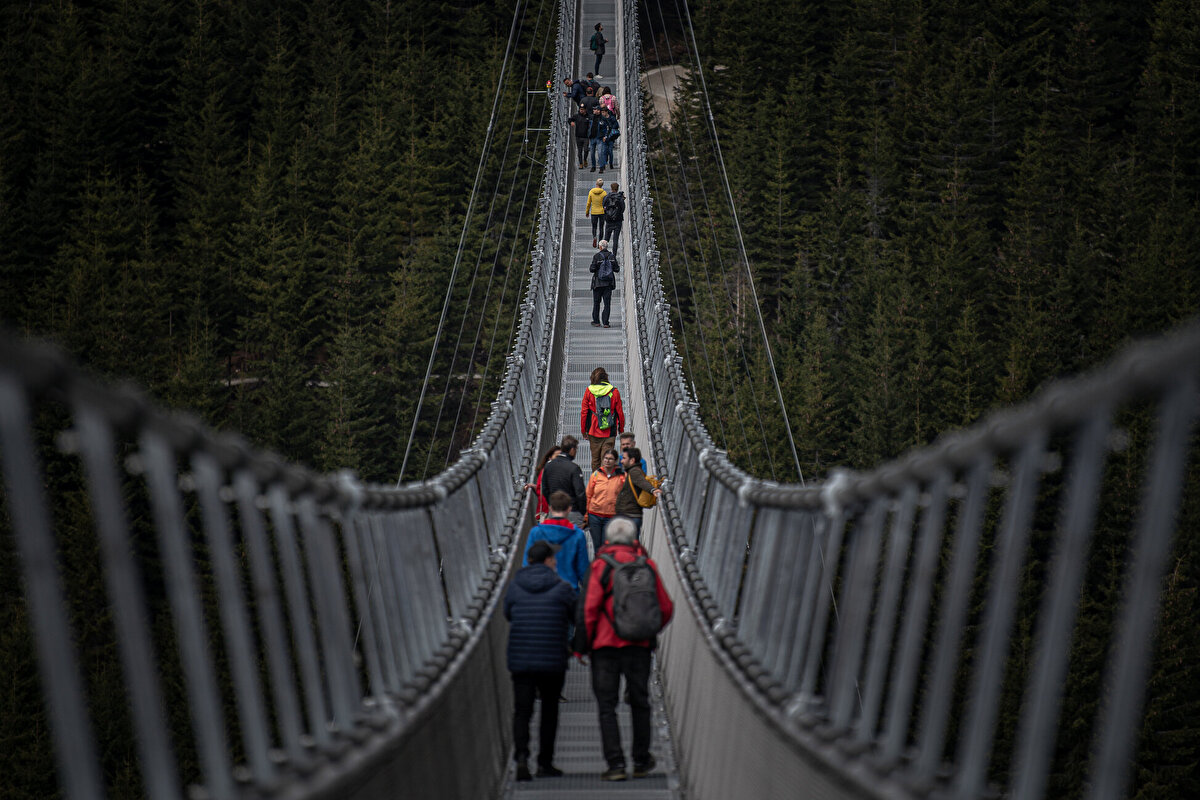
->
[[561, 77, 585, 106], [599, 108, 619, 174], [580, 519, 674, 781], [615, 447, 659, 537], [602, 183, 625, 253], [589, 241, 619, 328], [569, 105, 591, 169], [540, 435, 587, 527], [589, 23, 607, 75], [505, 540, 577, 781]]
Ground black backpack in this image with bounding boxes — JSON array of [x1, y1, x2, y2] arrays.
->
[[603, 192, 624, 223], [589, 32, 599, 51], [594, 253, 616, 288], [598, 554, 663, 641]]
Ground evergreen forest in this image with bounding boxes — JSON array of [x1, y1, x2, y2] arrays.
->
[[642, 1, 1199, 798], [1, 0, 1198, 797]]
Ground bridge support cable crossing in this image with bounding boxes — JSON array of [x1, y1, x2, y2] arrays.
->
[[4, 0, 1200, 797], [0, 0, 575, 796], [617, 1, 1200, 798]]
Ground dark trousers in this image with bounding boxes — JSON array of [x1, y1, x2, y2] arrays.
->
[[591, 213, 605, 242], [575, 137, 589, 164], [591, 647, 652, 768], [606, 221, 622, 253], [592, 286, 613, 325], [587, 513, 612, 552], [512, 670, 566, 766]]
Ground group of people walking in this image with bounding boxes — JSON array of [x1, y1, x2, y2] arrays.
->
[[509, 368, 669, 782], [568, 86, 620, 174]]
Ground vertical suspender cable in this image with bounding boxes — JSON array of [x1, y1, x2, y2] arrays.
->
[[676, 0, 804, 483], [398, 0, 526, 486]]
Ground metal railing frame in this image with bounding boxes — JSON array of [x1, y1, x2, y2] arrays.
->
[[617, 1, 1200, 798], [0, 3, 576, 798]]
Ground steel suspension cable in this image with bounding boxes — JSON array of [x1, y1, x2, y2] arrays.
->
[[675, 0, 804, 483], [643, 1, 750, 462], [397, 0, 527, 485], [437, 0, 549, 472], [655, 0, 778, 479], [426, 8, 533, 477]]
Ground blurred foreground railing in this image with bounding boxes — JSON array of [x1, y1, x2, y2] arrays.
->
[[0, 5, 574, 800], [619, 1, 1200, 798]]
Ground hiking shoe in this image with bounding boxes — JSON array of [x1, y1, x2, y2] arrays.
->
[[632, 755, 656, 778], [516, 761, 532, 781], [601, 766, 627, 781], [537, 764, 564, 777], [590, 165, 596, 172], [592, 237, 597, 248], [591, 321, 601, 327], [603, 323, 611, 328], [599, 168, 605, 174]]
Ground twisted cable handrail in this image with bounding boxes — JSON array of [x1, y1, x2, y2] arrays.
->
[[617, 1, 1200, 798], [0, 3, 575, 798]]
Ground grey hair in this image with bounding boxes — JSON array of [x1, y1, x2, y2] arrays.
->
[[606, 517, 637, 545], [598, 239, 608, 249]]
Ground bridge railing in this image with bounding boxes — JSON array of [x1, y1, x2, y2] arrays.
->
[[0, 4, 575, 799], [618, 2, 1200, 798]]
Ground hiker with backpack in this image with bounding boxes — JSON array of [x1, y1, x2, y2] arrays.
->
[[561, 77, 585, 107], [577, 518, 673, 781], [615, 447, 660, 537], [599, 86, 619, 120], [601, 183, 625, 253], [581, 367, 625, 473], [599, 107, 619, 173], [589, 23, 607, 76], [505, 540, 576, 781], [589, 240, 620, 329]]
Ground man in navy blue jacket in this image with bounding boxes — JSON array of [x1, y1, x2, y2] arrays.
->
[[504, 540, 577, 780]]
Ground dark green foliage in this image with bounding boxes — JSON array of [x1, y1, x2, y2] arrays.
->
[[646, 1, 1200, 796]]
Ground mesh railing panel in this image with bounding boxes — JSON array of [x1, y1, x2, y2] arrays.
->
[[617, 1, 1200, 799], [0, 4, 576, 799]]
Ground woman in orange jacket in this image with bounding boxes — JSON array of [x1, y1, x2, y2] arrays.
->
[[585, 448, 623, 552]]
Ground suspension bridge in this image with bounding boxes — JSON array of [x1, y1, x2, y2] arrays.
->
[[2, 1, 1198, 799]]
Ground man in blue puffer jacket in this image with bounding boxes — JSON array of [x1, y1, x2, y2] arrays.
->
[[504, 540, 577, 781]]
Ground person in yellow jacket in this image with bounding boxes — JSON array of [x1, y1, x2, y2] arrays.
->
[[585, 178, 606, 248]]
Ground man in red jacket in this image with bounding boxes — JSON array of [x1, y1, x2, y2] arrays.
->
[[581, 518, 673, 781], [581, 366, 625, 473]]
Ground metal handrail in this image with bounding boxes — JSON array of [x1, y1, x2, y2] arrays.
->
[[0, 3, 576, 798], [618, 1, 1200, 798]]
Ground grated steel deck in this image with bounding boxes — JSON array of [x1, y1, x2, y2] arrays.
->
[[502, 1, 679, 796]]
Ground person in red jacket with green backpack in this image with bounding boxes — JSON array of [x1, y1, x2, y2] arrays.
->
[[581, 367, 624, 473]]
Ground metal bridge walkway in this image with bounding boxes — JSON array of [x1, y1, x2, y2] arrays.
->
[[506, 1, 678, 796]]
